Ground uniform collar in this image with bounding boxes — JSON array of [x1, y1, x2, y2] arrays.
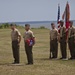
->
[[12, 28, 16, 31], [26, 29, 30, 32]]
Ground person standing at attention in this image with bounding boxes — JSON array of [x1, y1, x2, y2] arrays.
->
[[59, 20, 67, 60], [67, 21, 75, 60], [49, 23, 59, 59], [23, 24, 35, 65], [10, 24, 21, 64]]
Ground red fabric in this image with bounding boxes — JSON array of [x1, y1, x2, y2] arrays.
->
[[62, 2, 70, 39], [66, 21, 69, 29], [26, 39, 30, 45], [26, 38, 34, 46], [66, 21, 70, 39], [65, 2, 70, 22], [62, 2, 70, 21], [65, 2, 70, 39]]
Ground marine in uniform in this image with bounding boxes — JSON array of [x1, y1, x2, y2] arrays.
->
[[67, 21, 75, 60], [11, 24, 21, 64], [59, 20, 67, 59], [23, 24, 35, 65], [50, 23, 59, 59]]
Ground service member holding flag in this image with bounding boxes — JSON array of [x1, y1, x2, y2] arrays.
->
[[59, 20, 67, 60], [23, 24, 35, 65], [67, 21, 75, 60]]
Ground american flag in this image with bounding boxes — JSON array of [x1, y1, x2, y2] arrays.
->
[[57, 4, 60, 32]]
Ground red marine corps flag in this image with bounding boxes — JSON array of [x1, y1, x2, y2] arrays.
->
[[62, 1, 70, 37], [57, 4, 60, 33]]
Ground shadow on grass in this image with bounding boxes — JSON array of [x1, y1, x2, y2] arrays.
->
[[35, 58, 50, 61], [0, 63, 24, 66], [34, 58, 75, 61]]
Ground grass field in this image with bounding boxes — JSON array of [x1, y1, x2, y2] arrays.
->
[[0, 28, 75, 75]]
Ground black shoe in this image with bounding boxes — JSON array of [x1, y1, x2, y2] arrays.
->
[[51, 57, 55, 59], [50, 57, 57, 59], [49, 57, 53, 59], [54, 57, 58, 59], [59, 57, 63, 59], [12, 62, 19, 64], [26, 63, 33, 65], [68, 57, 75, 60]]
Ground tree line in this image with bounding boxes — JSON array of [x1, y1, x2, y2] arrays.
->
[[0, 23, 24, 29], [0, 23, 10, 29], [0, 23, 47, 29]]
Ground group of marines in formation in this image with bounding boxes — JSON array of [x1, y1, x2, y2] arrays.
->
[[10, 20, 75, 65], [50, 20, 75, 60]]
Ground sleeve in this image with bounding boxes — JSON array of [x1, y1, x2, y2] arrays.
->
[[31, 32, 35, 38], [56, 29, 59, 36], [16, 30, 21, 36], [30, 31, 35, 45]]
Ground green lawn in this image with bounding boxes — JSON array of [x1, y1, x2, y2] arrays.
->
[[0, 28, 75, 75]]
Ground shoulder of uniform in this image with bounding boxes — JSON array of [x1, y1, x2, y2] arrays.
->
[[29, 30, 33, 33], [26, 30, 33, 35], [15, 28, 19, 32], [55, 28, 58, 31]]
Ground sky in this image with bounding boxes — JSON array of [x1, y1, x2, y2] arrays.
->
[[0, 0, 75, 22]]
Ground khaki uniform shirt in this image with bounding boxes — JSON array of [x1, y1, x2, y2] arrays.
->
[[23, 30, 35, 41], [50, 28, 58, 40], [60, 26, 66, 37], [11, 28, 21, 41], [68, 26, 75, 39]]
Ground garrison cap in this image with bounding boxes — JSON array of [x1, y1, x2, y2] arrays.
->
[[51, 23, 55, 25], [25, 24, 30, 27], [10, 23, 16, 26]]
